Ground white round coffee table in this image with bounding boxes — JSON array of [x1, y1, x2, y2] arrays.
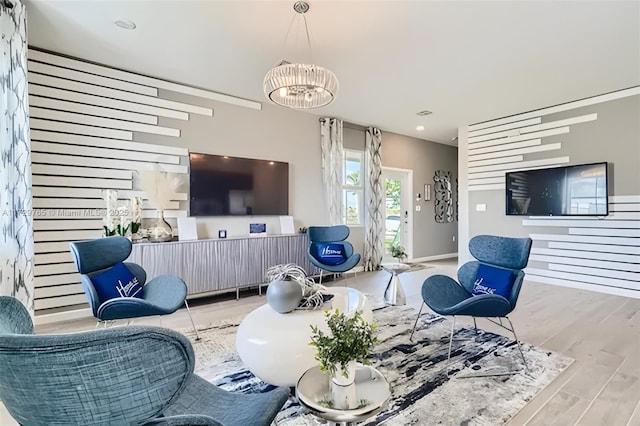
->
[[236, 286, 373, 387]]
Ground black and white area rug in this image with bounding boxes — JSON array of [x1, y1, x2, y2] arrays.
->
[[182, 304, 573, 425]]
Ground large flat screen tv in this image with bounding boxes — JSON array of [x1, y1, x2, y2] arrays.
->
[[189, 153, 289, 216], [505, 162, 608, 216]]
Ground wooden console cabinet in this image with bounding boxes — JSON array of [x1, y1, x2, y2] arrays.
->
[[127, 234, 319, 298]]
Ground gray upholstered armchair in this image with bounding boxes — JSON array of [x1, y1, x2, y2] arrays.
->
[[0, 296, 290, 426]]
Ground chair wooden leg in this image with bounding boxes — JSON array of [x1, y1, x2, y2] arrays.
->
[[184, 300, 201, 341], [409, 302, 425, 341], [506, 316, 528, 373]]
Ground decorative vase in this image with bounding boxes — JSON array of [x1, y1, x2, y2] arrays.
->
[[147, 209, 173, 243], [332, 361, 358, 410], [266, 280, 303, 313]]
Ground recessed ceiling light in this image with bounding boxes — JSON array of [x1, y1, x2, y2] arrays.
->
[[416, 110, 432, 116], [115, 20, 136, 30], [416, 125, 425, 131]]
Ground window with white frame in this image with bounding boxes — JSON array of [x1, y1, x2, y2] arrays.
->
[[343, 150, 364, 225]]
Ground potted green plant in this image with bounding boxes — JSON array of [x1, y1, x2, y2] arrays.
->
[[309, 309, 377, 385], [390, 243, 408, 262]]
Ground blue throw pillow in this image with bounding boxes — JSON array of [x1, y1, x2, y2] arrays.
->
[[472, 264, 515, 298], [315, 243, 347, 265], [91, 262, 144, 304]]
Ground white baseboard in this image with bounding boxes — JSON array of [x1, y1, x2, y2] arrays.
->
[[410, 253, 458, 263], [34, 308, 92, 326]]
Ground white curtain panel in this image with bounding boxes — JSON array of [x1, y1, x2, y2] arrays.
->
[[363, 127, 384, 271], [319, 118, 344, 225], [0, 0, 34, 313]]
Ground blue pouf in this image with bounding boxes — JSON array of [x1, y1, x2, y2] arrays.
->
[[266, 280, 303, 314]]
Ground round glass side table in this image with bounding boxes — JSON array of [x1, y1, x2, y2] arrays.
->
[[295, 364, 390, 426]]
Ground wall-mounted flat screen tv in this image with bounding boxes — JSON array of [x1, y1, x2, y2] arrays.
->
[[505, 162, 608, 216], [189, 153, 289, 216]]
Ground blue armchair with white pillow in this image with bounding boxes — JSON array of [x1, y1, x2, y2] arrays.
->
[[411, 234, 532, 371], [307, 225, 361, 283], [69, 236, 199, 337]]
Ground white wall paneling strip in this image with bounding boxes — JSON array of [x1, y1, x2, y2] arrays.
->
[[30, 85, 189, 120], [35, 230, 103, 243], [531, 247, 639, 264], [468, 155, 523, 167], [119, 190, 188, 201], [36, 283, 84, 299], [33, 187, 103, 199], [468, 160, 574, 181], [30, 118, 133, 140], [468, 117, 542, 138], [518, 113, 598, 134], [526, 268, 638, 291], [142, 201, 180, 210], [32, 164, 133, 180], [34, 220, 103, 231], [526, 274, 640, 299], [30, 107, 180, 137], [611, 195, 640, 203], [548, 264, 639, 281], [35, 294, 87, 311], [469, 87, 640, 131], [27, 60, 158, 97], [34, 273, 78, 288], [32, 176, 132, 190], [142, 209, 187, 219], [34, 252, 73, 265], [469, 139, 542, 156], [530, 233, 639, 246], [569, 227, 640, 237], [466, 176, 505, 186], [29, 48, 261, 111], [32, 152, 188, 174], [29, 72, 212, 116], [548, 241, 640, 255], [468, 183, 504, 192], [522, 219, 639, 228], [531, 255, 640, 272], [31, 130, 189, 156], [35, 242, 77, 254], [469, 127, 570, 150], [35, 263, 78, 276], [611, 203, 640, 212], [32, 141, 181, 165], [468, 156, 570, 174], [469, 143, 561, 162], [33, 198, 178, 211], [29, 96, 158, 125]]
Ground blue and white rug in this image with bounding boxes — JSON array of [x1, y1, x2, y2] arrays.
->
[[183, 304, 573, 425]]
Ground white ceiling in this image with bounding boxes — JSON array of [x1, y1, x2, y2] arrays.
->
[[24, 0, 640, 145]]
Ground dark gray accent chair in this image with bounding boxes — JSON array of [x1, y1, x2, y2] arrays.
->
[[0, 296, 290, 425], [411, 235, 533, 371]]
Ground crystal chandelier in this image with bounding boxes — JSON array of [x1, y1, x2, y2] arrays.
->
[[263, 1, 338, 109]]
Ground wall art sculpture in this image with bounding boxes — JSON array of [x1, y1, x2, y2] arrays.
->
[[434, 170, 454, 223]]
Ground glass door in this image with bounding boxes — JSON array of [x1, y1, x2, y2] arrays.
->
[[381, 168, 412, 262]]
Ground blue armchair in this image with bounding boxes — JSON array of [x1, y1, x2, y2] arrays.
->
[[411, 235, 532, 371], [307, 225, 361, 283], [0, 296, 290, 426], [69, 236, 199, 338]]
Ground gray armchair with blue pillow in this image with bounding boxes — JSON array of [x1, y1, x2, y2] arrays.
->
[[0, 296, 290, 425], [307, 225, 361, 284], [411, 235, 532, 371], [69, 236, 199, 338]]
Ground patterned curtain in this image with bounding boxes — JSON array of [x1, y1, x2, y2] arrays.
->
[[0, 0, 34, 313], [363, 127, 384, 271], [319, 118, 344, 225]]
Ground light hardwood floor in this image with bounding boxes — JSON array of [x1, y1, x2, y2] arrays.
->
[[2, 259, 638, 425]]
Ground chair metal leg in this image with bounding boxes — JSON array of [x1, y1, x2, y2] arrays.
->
[[506, 316, 529, 373], [473, 317, 478, 334], [184, 300, 201, 341], [95, 321, 101, 329], [319, 270, 323, 285], [409, 302, 425, 341], [446, 316, 456, 375]]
